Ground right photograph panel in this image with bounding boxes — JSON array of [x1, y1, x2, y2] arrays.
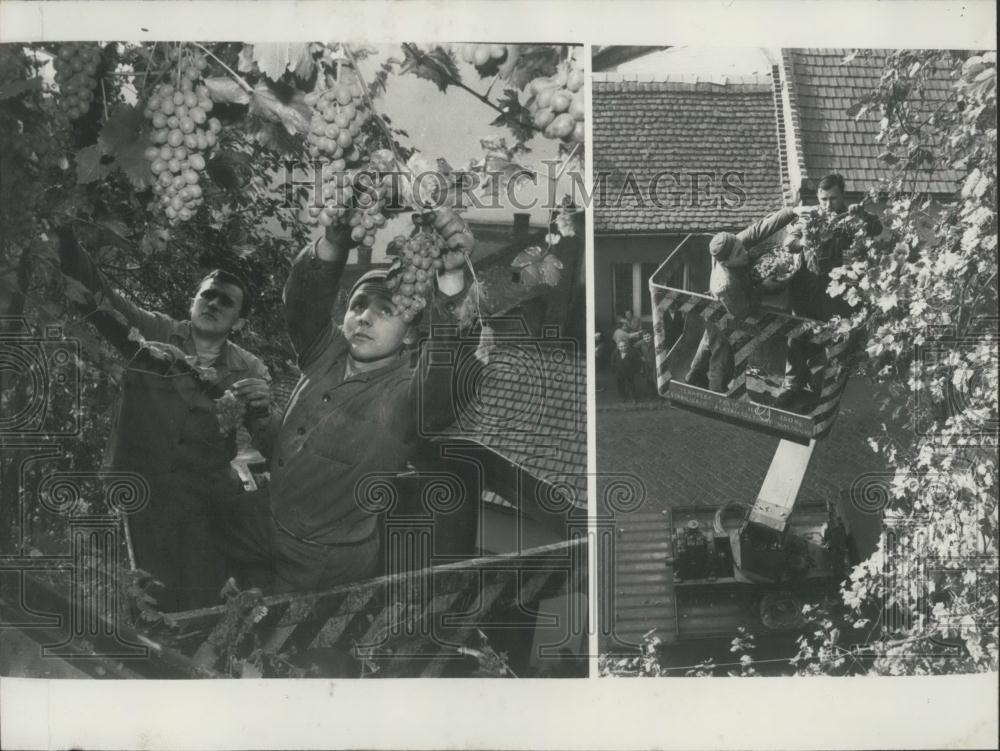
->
[[593, 47, 998, 676]]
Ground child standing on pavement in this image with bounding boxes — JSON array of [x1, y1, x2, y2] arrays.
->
[[612, 338, 642, 403], [637, 329, 657, 398]]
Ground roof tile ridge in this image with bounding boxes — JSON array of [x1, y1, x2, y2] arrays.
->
[[769, 64, 793, 206], [780, 48, 809, 192], [591, 72, 772, 88]]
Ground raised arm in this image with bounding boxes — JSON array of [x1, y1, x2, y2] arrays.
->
[[56, 225, 175, 342], [282, 224, 351, 368], [407, 209, 479, 436], [737, 207, 798, 252]]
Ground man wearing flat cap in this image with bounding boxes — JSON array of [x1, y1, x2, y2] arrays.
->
[[686, 206, 809, 392], [222, 207, 486, 593]]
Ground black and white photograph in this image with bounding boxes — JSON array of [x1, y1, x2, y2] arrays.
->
[[0, 38, 588, 680], [0, 1, 998, 750], [594, 44, 998, 680]]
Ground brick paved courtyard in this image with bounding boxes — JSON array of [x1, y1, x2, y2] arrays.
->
[[596, 377, 891, 556]]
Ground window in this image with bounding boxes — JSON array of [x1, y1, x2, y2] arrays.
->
[[612, 263, 633, 320], [613, 260, 687, 320]]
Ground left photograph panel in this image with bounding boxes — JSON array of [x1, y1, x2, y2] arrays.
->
[[0, 41, 588, 678]]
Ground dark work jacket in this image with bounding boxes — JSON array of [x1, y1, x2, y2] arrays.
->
[[612, 348, 642, 379], [710, 207, 798, 321], [785, 208, 883, 321], [263, 240, 475, 545], [108, 343, 253, 479], [57, 227, 270, 482]]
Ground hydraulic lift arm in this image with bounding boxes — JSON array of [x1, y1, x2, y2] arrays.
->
[[748, 439, 817, 532], [730, 438, 819, 584]]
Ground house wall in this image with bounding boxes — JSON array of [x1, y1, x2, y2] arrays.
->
[[594, 233, 711, 335]]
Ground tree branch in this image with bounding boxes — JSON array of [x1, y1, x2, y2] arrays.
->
[[344, 44, 404, 168], [400, 43, 542, 134], [192, 42, 254, 94]]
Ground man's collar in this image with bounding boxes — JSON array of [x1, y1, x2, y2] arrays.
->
[[341, 349, 409, 383], [177, 320, 247, 372]]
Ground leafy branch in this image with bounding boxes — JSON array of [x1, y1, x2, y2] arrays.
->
[[400, 43, 541, 135]]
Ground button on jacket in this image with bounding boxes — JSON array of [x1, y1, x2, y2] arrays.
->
[[263, 241, 472, 545]]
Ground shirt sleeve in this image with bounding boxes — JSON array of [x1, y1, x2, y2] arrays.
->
[[406, 270, 482, 438], [283, 238, 346, 369], [717, 286, 750, 321], [737, 207, 798, 251], [248, 354, 272, 383], [57, 225, 178, 342]]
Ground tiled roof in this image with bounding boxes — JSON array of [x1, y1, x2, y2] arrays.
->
[[450, 342, 587, 505], [783, 48, 962, 195], [593, 76, 786, 233]]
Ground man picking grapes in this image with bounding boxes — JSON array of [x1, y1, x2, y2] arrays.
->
[[777, 174, 882, 410], [57, 227, 273, 611], [224, 206, 489, 594], [685, 206, 810, 392]]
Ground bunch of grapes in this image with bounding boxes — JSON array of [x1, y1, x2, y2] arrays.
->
[[303, 167, 352, 228], [301, 77, 374, 228], [525, 60, 585, 146], [141, 49, 219, 224], [342, 173, 391, 248], [304, 78, 368, 163], [457, 43, 510, 69], [385, 216, 449, 324], [52, 43, 102, 120], [751, 248, 799, 286], [213, 390, 245, 435]]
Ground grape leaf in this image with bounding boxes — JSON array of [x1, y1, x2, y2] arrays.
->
[[400, 44, 461, 92], [247, 118, 300, 155], [75, 144, 114, 184], [845, 101, 868, 119], [505, 45, 560, 90], [237, 44, 256, 74], [242, 43, 314, 82], [511, 246, 563, 287], [0, 77, 41, 101], [97, 218, 131, 244], [206, 152, 245, 191], [203, 76, 251, 105], [98, 105, 143, 153], [98, 106, 154, 190], [490, 89, 536, 144], [538, 252, 564, 286], [249, 83, 310, 135], [496, 45, 522, 80]]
